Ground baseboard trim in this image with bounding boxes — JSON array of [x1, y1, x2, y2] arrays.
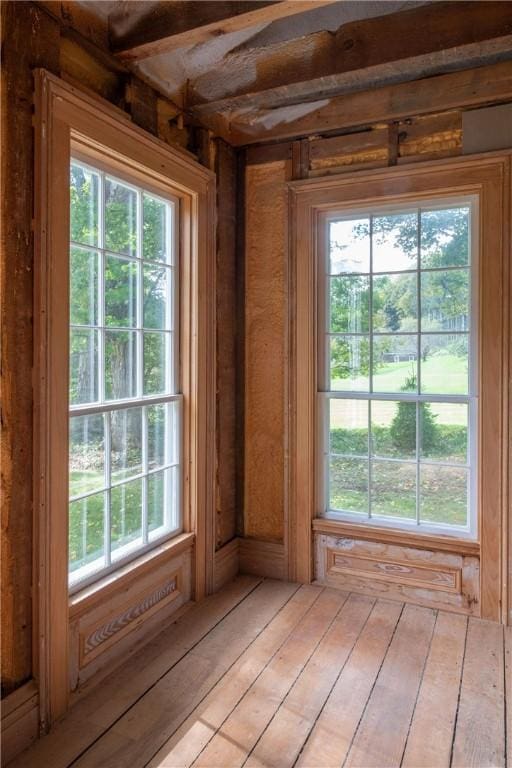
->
[[239, 538, 286, 580], [1, 680, 39, 765], [213, 538, 240, 592]]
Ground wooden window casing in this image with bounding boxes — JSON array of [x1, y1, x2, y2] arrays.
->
[[288, 153, 510, 623], [34, 71, 216, 725]]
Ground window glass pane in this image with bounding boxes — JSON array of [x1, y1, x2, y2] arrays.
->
[[330, 336, 369, 391], [371, 400, 416, 460], [105, 330, 137, 400], [69, 415, 105, 497], [70, 247, 98, 327], [69, 492, 105, 575], [70, 163, 99, 247], [70, 328, 98, 405], [330, 276, 369, 333], [329, 399, 368, 456], [69, 159, 180, 586], [329, 456, 368, 514], [421, 207, 470, 268], [420, 465, 468, 526], [372, 273, 417, 333], [372, 212, 417, 272], [148, 467, 179, 538], [105, 177, 137, 257], [143, 265, 168, 330], [143, 194, 169, 263], [371, 460, 416, 520], [144, 332, 168, 395], [111, 479, 143, 558], [105, 255, 138, 328], [372, 335, 417, 393], [420, 334, 468, 394], [420, 403, 468, 464], [147, 404, 166, 471], [329, 219, 370, 274], [111, 407, 143, 483], [421, 269, 469, 332], [147, 402, 178, 470]]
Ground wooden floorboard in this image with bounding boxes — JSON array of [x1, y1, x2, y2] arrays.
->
[[9, 579, 510, 768], [344, 603, 436, 768], [296, 599, 403, 768], [402, 612, 467, 768], [9, 575, 263, 768], [451, 618, 505, 768]]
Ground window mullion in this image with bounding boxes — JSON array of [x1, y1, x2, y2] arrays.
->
[[104, 411, 112, 567]]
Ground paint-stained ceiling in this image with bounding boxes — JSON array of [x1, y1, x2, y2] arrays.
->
[[79, 0, 427, 105], [74, 0, 512, 145]]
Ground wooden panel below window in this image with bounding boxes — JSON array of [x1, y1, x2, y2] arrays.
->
[[69, 545, 192, 689], [315, 533, 480, 615]]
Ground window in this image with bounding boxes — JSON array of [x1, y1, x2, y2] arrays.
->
[[319, 200, 477, 535], [68, 159, 181, 588]]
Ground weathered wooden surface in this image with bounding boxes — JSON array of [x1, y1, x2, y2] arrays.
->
[[1, 1, 60, 695], [12, 580, 510, 768]]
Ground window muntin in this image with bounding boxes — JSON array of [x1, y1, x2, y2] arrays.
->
[[68, 159, 181, 589], [320, 200, 477, 536]]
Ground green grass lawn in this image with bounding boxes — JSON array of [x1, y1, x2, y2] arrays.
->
[[333, 353, 468, 396], [329, 457, 467, 526]]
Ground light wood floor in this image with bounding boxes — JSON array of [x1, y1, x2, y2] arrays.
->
[[12, 577, 511, 768]]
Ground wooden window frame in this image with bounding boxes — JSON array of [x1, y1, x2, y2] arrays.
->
[[316, 197, 479, 538], [288, 153, 510, 623], [34, 71, 216, 725], [68, 155, 183, 592]]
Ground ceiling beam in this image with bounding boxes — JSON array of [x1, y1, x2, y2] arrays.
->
[[221, 59, 512, 145], [189, 1, 512, 112], [111, 1, 337, 62]]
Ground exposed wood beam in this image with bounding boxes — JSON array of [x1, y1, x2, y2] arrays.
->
[[111, 1, 337, 62], [189, 1, 512, 111], [194, 35, 512, 123], [223, 60, 512, 145]]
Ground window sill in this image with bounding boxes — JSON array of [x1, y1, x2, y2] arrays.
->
[[69, 531, 195, 620], [312, 518, 479, 556]]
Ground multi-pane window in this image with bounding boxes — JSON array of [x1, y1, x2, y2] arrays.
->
[[320, 200, 477, 535], [68, 160, 181, 588]]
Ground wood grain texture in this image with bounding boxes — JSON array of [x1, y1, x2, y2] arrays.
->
[[112, 2, 335, 61], [344, 604, 436, 768], [245, 593, 375, 768], [228, 61, 512, 145], [402, 612, 467, 767], [451, 618, 505, 767], [1, 681, 40, 765], [316, 535, 480, 615], [73, 580, 298, 767], [244, 161, 289, 542], [192, 588, 347, 767], [190, 2, 512, 115], [213, 538, 239, 592], [147, 584, 320, 768], [296, 599, 403, 768], [239, 538, 286, 580], [10, 576, 261, 768], [11, 581, 510, 768], [1, 0, 60, 696]]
